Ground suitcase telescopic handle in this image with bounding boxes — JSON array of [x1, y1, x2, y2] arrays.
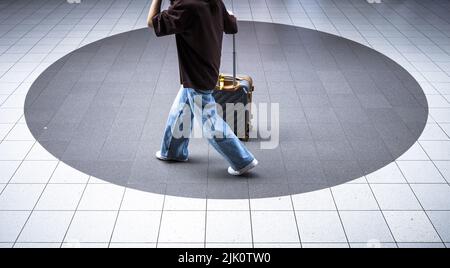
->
[[232, 34, 236, 87]]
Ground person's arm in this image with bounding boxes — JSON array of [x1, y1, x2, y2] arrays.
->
[[222, 2, 237, 34], [148, 0, 192, 36], [147, 0, 162, 28]]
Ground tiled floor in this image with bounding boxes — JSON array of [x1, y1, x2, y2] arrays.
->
[[0, 0, 450, 248], [22, 20, 429, 199]]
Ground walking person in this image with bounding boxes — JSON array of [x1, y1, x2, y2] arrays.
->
[[147, 0, 258, 175]]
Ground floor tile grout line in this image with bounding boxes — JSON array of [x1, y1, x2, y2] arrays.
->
[[328, 187, 350, 247], [332, 0, 450, 199], [377, 1, 450, 95], [245, 0, 263, 249], [147, 0, 172, 250], [0, 0, 48, 46], [155, 187, 167, 248], [328, 0, 427, 247], [0, 0, 22, 20], [46, 0, 127, 247], [4, 207, 450, 211], [55, 176, 90, 247], [60, 0, 139, 248], [0, 0, 450, 247], [105, 0, 162, 248], [4, 208, 450, 212], [264, 0, 303, 248], [408, 0, 450, 40], [12, 157, 60, 247], [0, 1, 71, 142], [358, 0, 450, 113], [0, 0, 67, 76], [107, 187, 127, 247], [365, 178, 399, 247], [415, 142, 450, 187], [394, 160, 445, 244], [94, 0, 152, 164], [0, 0, 117, 197], [0, 0, 80, 213], [293, 0, 386, 247]]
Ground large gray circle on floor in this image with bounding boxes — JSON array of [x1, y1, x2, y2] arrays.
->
[[24, 21, 428, 199]]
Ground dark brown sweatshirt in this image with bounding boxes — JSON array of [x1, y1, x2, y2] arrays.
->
[[152, 0, 238, 90]]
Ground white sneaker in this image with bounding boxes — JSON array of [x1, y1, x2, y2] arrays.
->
[[227, 159, 258, 176], [155, 151, 188, 162]]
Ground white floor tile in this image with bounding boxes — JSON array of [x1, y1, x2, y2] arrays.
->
[[296, 211, 347, 243], [17, 211, 73, 243], [250, 196, 293, 211], [251, 211, 299, 243], [0, 141, 34, 160], [109, 243, 156, 248], [291, 188, 336, 210], [157, 242, 204, 248], [0, 243, 13, 248], [371, 184, 422, 210], [0, 184, 45, 210], [302, 243, 349, 248], [350, 242, 397, 248], [14, 242, 61, 248], [61, 242, 109, 248], [64, 211, 118, 243], [0, 161, 21, 183], [420, 141, 450, 160], [4, 124, 34, 141], [49, 162, 90, 183], [397, 161, 446, 183], [253, 243, 301, 248], [207, 243, 253, 248], [366, 162, 406, 184], [163, 195, 206, 211], [397, 143, 429, 160], [0, 124, 13, 140], [158, 211, 205, 243], [77, 184, 125, 211], [419, 124, 450, 140], [429, 108, 450, 123], [35, 184, 85, 210], [87, 176, 109, 184], [0, 108, 23, 123], [340, 211, 394, 243], [111, 211, 161, 243], [434, 161, 450, 183], [384, 211, 441, 243], [331, 184, 379, 210], [206, 211, 252, 243], [10, 161, 58, 183], [411, 184, 450, 210], [425, 96, 450, 108], [25, 142, 58, 161], [207, 199, 250, 211], [120, 188, 164, 211], [427, 211, 450, 243], [397, 242, 445, 248], [0, 211, 31, 242], [441, 123, 450, 137]]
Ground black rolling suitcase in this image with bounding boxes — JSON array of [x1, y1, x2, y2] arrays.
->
[[213, 34, 254, 141]]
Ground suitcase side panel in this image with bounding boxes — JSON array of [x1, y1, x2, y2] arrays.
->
[[213, 80, 252, 140]]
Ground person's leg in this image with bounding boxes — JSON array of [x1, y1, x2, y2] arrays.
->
[[158, 85, 193, 161], [185, 88, 256, 172]]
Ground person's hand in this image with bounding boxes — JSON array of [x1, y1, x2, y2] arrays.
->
[[147, 0, 163, 28]]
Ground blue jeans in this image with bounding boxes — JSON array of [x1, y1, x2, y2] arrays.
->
[[160, 86, 255, 170]]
